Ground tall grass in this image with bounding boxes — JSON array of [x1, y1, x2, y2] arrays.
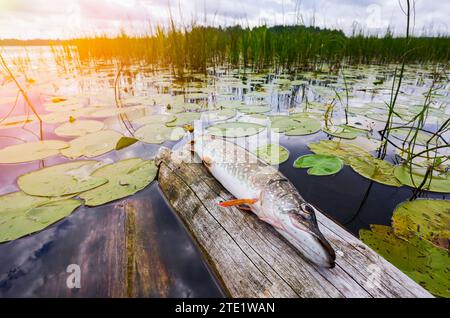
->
[[63, 24, 449, 74]]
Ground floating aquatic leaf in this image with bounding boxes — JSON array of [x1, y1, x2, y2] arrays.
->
[[89, 105, 145, 118], [135, 124, 184, 144], [394, 164, 450, 193], [309, 140, 369, 164], [255, 144, 289, 165], [322, 125, 358, 139], [285, 118, 321, 136], [60, 130, 123, 159], [132, 114, 176, 126], [390, 128, 442, 146], [115, 136, 139, 150], [392, 199, 450, 249], [166, 112, 201, 127], [216, 101, 243, 109], [18, 161, 107, 196], [348, 156, 401, 187], [79, 158, 157, 206], [293, 154, 343, 176], [54, 120, 104, 137], [360, 225, 449, 298], [270, 118, 300, 133], [207, 122, 265, 138], [0, 191, 81, 243], [238, 105, 271, 114], [202, 109, 236, 121], [0, 140, 69, 164]]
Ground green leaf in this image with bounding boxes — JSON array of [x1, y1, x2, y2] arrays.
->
[[308, 140, 369, 164], [322, 125, 358, 139], [392, 199, 450, 249], [0, 140, 69, 164], [360, 225, 450, 298], [255, 144, 289, 165], [348, 156, 401, 187], [293, 154, 343, 176], [60, 130, 123, 159], [238, 105, 271, 114], [0, 191, 81, 243], [135, 124, 185, 144], [54, 120, 104, 137], [207, 122, 265, 138], [79, 158, 157, 206], [394, 164, 450, 193], [18, 161, 108, 197], [115, 136, 139, 150]]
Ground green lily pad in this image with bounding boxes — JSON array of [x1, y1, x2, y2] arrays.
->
[[348, 156, 401, 187], [390, 128, 442, 146], [293, 154, 343, 176], [255, 144, 289, 165], [0, 140, 69, 164], [270, 118, 301, 133], [202, 109, 236, 121], [238, 105, 271, 114], [392, 199, 450, 249], [285, 118, 321, 136], [54, 120, 104, 137], [132, 114, 176, 126], [135, 124, 185, 144], [207, 122, 265, 138], [216, 101, 243, 109], [394, 164, 450, 193], [323, 125, 358, 139], [360, 225, 449, 298], [60, 130, 123, 159], [89, 105, 145, 118], [166, 112, 201, 127], [79, 158, 157, 206], [18, 161, 108, 196], [115, 136, 139, 150], [309, 140, 369, 164], [0, 191, 81, 243]]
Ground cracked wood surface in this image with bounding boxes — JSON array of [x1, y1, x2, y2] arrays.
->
[[157, 155, 433, 298]]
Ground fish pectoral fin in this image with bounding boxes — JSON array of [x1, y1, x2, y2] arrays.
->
[[218, 198, 258, 207], [259, 217, 284, 230], [202, 156, 213, 168]]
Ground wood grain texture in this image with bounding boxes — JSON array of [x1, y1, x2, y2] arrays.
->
[[157, 154, 433, 298]]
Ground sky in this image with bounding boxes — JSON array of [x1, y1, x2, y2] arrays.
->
[[0, 0, 448, 39]]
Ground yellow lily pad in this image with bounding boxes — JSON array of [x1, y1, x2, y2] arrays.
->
[[54, 120, 104, 137], [0, 140, 69, 164], [60, 130, 123, 159]]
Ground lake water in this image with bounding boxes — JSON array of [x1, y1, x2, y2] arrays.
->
[[0, 46, 448, 297]]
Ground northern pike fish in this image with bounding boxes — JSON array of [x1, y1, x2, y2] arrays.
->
[[158, 136, 336, 268]]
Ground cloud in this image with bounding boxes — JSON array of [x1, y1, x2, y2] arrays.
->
[[0, 0, 448, 39]]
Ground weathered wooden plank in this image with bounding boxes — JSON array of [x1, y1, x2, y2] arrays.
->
[[157, 154, 434, 298]]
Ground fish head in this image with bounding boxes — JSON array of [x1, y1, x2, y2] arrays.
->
[[261, 179, 336, 268]]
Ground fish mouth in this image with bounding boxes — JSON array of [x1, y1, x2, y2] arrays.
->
[[287, 214, 336, 268]]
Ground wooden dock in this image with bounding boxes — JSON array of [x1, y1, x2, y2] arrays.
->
[[157, 150, 433, 298]]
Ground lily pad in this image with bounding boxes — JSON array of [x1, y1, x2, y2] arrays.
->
[[166, 112, 201, 127], [115, 136, 139, 150], [0, 191, 81, 243], [18, 161, 108, 196], [0, 140, 69, 164], [79, 158, 157, 206], [238, 105, 271, 114], [135, 124, 185, 144], [89, 105, 145, 118], [293, 154, 343, 176], [394, 164, 450, 193], [285, 118, 321, 136], [60, 130, 123, 159], [132, 114, 176, 126], [392, 199, 450, 249], [309, 140, 369, 164], [202, 109, 236, 121], [348, 156, 401, 187], [54, 120, 104, 137], [255, 144, 289, 165], [207, 122, 265, 138], [323, 125, 358, 139], [360, 225, 449, 298]]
